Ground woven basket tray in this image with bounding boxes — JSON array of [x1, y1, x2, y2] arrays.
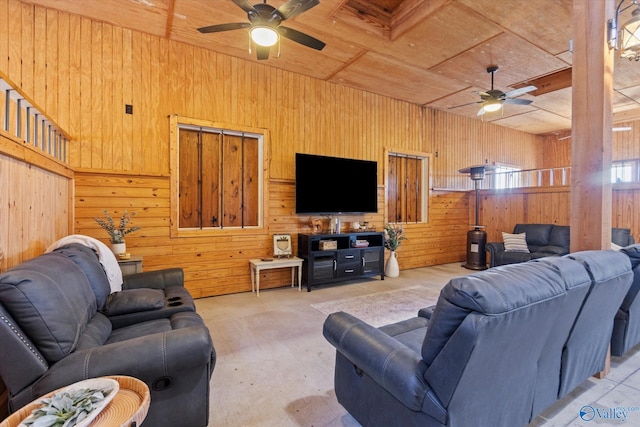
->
[[0, 376, 150, 427]]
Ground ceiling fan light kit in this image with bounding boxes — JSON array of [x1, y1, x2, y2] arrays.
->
[[250, 26, 279, 46], [609, 0, 640, 61], [197, 0, 325, 60], [481, 99, 502, 114]]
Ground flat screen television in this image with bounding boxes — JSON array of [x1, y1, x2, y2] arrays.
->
[[295, 153, 378, 214]]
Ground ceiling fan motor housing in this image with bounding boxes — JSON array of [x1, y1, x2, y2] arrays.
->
[[248, 3, 282, 26]]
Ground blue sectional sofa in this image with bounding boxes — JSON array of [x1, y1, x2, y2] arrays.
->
[[323, 249, 633, 427], [486, 223, 634, 267], [0, 243, 215, 427]]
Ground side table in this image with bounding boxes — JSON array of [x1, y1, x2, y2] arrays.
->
[[117, 255, 143, 276], [0, 376, 150, 427], [249, 257, 303, 297]]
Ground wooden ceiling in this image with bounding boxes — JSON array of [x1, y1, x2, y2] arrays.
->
[[21, 0, 640, 135]]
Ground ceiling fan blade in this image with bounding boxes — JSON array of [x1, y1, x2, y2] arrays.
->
[[277, 0, 319, 20], [448, 100, 483, 109], [504, 85, 537, 99], [198, 22, 250, 33], [477, 107, 487, 116], [504, 98, 533, 105], [232, 0, 256, 13], [278, 26, 325, 50], [255, 45, 271, 60]]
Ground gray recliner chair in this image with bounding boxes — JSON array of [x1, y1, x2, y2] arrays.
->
[[324, 260, 580, 426], [323, 250, 633, 426], [557, 250, 633, 397], [0, 246, 215, 427], [52, 243, 196, 328]]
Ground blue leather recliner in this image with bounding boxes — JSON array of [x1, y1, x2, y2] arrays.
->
[[0, 244, 216, 426], [323, 250, 632, 426]]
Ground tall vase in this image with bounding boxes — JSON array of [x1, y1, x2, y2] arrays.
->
[[110, 242, 126, 255], [386, 251, 400, 278]]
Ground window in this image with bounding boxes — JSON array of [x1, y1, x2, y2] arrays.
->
[[386, 151, 430, 224], [170, 116, 266, 236], [612, 161, 635, 183], [491, 165, 521, 189]]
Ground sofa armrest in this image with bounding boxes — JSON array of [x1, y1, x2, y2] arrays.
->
[[418, 305, 437, 319], [323, 311, 429, 411], [27, 325, 215, 404], [122, 268, 184, 290], [485, 242, 505, 268]]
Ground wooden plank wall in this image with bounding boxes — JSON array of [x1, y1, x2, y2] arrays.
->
[[476, 185, 640, 246], [474, 119, 640, 246], [476, 187, 570, 243], [2, 0, 552, 296], [539, 120, 640, 167], [0, 142, 71, 271], [430, 109, 543, 189]]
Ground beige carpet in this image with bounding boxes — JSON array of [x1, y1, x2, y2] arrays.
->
[[311, 285, 441, 327]]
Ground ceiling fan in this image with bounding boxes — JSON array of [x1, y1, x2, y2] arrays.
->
[[450, 66, 537, 116], [197, 0, 326, 60]]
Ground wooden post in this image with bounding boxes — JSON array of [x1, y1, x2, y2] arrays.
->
[[570, 0, 615, 253], [571, 0, 616, 377]]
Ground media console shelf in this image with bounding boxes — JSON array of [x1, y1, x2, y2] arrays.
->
[[298, 232, 385, 292]]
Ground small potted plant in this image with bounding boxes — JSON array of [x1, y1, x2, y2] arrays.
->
[[384, 223, 407, 277], [94, 209, 141, 255]]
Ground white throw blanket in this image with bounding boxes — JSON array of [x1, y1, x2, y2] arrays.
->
[[46, 234, 123, 292]]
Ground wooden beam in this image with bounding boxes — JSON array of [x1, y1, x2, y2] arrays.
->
[[513, 68, 573, 96], [570, 0, 614, 252], [613, 107, 640, 123], [165, 0, 175, 39]]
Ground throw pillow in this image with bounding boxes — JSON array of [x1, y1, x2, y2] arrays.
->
[[502, 232, 530, 253]]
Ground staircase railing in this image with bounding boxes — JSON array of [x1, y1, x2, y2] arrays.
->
[[484, 167, 571, 190], [0, 71, 71, 164]]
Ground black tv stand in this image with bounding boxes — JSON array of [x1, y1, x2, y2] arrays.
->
[[297, 231, 385, 291]]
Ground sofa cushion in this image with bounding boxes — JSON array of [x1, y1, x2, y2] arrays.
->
[[379, 317, 429, 354], [103, 289, 165, 316], [493, 251, 532, 266], [559, 250, 633, 396], [612, 227, 633, 247], [76, 312, 113, 350], [421, 261, 566, 368], [0, 253, 97, 362], [514, 224, 553, 246], [421, 261, 567, 415], [502, 232, 530, 253], [548, 225, 570, 250], [537, 245, 569, 255]]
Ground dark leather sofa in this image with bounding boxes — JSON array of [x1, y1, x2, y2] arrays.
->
[[486, 223, 634, 267], [613, 244, 640, 357], [0, 244, 215, 427], [323, 249, 633, 426]]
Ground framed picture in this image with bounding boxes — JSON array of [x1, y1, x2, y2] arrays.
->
[[273, 234, 292, 258]]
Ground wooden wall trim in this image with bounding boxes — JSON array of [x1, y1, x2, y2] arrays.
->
[[73, 167, 169, 178], [0, 130, 73, 178], [478, 186, 570, 196]]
